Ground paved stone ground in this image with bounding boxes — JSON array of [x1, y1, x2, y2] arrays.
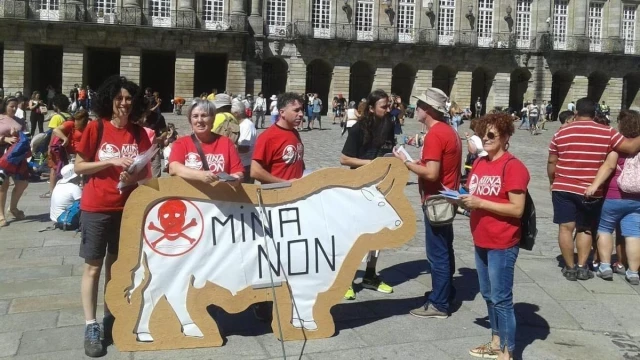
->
[[1, 114, 640, 359]]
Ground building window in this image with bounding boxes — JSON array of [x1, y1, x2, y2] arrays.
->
[[150, 0, 171, 27], [515, 0, 531, 48], [438, 0, 455, 45], [588, 2, 604, 52], [397, 0, 416, 43], [95, 0, 116, 23], [203, 0, 225, 29], [267, 0, 287, 36], [623, 5, 636, 54], [553, 0, 568, 50], [312, 0, 331, 38], [39, 0, 60, 21], [356, 0, 374, 41], [477, 0, 494, 47]]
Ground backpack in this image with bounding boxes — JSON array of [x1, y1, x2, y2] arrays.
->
[[55, 199, 81, 231], [617, 154, 640, 194], [502, 158, 537, 250], [213, 113, 240, 144]]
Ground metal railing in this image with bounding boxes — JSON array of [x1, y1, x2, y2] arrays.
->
[[0, 0, 247, 31]]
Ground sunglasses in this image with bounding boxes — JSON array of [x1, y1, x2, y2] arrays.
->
[[485, 131, 498, 140]]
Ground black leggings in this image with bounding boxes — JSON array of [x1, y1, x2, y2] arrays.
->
[[30, 112, 44, 136]]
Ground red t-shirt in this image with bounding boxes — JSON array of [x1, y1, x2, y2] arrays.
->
[[252, 124, 304, 181], [168, 135, 244, 174], [549, 121, 624, 196], [419, 121, 462, 201], [60, 121, 83, 154], [76, 119, 152, 212], [467, 153, 530, 249]]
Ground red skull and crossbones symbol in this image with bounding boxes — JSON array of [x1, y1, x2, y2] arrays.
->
[[147, 200, 198, 248]]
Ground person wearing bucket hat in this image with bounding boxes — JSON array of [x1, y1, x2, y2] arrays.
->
[[269, 94, 279, 125], [394, 87, 462, 320], [211, 94, 240, 137], [50, 163, 82, 222]]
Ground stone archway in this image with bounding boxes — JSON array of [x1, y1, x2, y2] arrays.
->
[[509, 68, 531, 112], [551, 70, 574, 119], [623, 72, 640, 110], [306, 59, 333, 115], [391, 63, 416, 104], [470, 67, 494, 117], [261, 57, 288, 100], [588, 71, 609, 103], [349, 61, 375, 104], [432, 65, 457, 96]]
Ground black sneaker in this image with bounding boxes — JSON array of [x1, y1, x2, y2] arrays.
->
[[103, 314, 115, 345], [562, 266, 578, 281], [84, 322, 105, 357], [577, 266, 594, 281]]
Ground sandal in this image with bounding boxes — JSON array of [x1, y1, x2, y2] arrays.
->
[[39, 191, 51, 199], [469, 342, 500, 359], [7, 208, 25, 221]]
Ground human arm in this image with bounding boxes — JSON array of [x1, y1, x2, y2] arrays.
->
[[74, 152, 133, 176], [465, 132, 478, 154], [547, 154, 558, 187], [250, 160, 287, 184], [459, 191, 526, 218], [168, 161, 219, 183], [339, 154, 371, 168], [585, 151, 619, 197], [614, 136, 640, 156], [53, 122, 72, 147]]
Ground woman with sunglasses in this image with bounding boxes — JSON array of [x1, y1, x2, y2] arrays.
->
[[456, 113, 530, 360]]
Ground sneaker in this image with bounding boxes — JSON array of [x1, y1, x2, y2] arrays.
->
[[597, 267, 613, 281], [562, 266, 578, 281], [84, 322, 105, 358], [409, 303, 448, 319], [613, 262, 626, 275], [103, 314, 115, 345], [626, 273, 640, 285], [344, 286, 356, 300], [361, 275, 393, 294], [469, 342, 500, 359], [577, 266, 594, 281]]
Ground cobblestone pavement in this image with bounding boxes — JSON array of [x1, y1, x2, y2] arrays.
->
[[1, 114, 640, 359]]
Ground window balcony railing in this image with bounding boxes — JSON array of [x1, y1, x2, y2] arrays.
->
[[541, 34, 635, 55], [0, 0, 247, 31]]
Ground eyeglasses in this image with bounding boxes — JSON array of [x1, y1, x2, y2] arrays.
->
[[485, 131, 498, 140]]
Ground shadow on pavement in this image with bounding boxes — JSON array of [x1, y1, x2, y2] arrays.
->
[[514, 303, 550, 359]]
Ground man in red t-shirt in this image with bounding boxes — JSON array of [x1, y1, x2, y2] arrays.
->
[[548, 97, 640, 281], [394, 88, 461, 319], [251, 92, 305, 183]]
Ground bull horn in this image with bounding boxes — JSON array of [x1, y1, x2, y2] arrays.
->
[[378, 178, 395, 196]]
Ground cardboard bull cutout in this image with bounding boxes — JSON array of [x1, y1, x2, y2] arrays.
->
[[106, 158, 416, 351]]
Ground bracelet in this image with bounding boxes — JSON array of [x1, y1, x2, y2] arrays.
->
[[404, 159, 411, 165]]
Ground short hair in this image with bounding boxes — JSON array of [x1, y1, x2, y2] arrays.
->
[[277, 92, 304, 111], [469, 118, 480, 132], [73, 109, 90, 129], [558, 110, 574, 124], [93, 75, 146, 122], [187, 98, 216, 119], [475, 113, 515, 139], [231, 99, 246, 119], [618, 110, 640, 138], [576, 98, 596, 118], [52, 94, 70, 112]]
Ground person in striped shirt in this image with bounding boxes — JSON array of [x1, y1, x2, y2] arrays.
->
[[547, 98, 640, 282]]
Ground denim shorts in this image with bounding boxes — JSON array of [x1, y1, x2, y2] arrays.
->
[[597, 198, 640, 238], [552, 191, 603, 231]]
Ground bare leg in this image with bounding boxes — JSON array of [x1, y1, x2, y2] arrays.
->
[[49, 168, 57, 194], [626, 237, 640, 272], [597, 233, 614, 264], [82, 259, 104, 322], [576, 231, 593, 267], [616, 232, 627, 267], [103, 252, 117, 315], [0, 180, 9, 221], [559, 223, 576, 268], [9, 180, 28, 211]]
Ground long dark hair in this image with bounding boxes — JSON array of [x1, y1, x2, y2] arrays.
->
[[93, 75, 146, 122], [360, 89, 393, 147]]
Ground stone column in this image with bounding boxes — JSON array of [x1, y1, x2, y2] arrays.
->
[[329, 65, 350, 101], [231, 0, 245, 14], [451, 71, 472, 109], [3, 41, 27, 96], [227, 59, 247, 95], [176, 0, 195, 28], [605, 77, 623, 119], [175, 51, 195, 99], [286, 57, 306, 95], [248, 0, 263, 35], [252, 60, 262, 95], [120, 47, 141, 85], [62, 45, 84, 96], [372, 67, 392, 93], [121, 0, 142, 25], [487, 72, 509, 110], [410, 69, 433, 101]]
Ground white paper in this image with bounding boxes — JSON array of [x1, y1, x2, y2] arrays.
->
[[396, 145, 414, 163], [117, 144, 159, 192]]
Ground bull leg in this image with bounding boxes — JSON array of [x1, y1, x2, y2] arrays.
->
[[288, 286, 319, 331], [165, 289, 203, 338], [134, 283, 162, 342]]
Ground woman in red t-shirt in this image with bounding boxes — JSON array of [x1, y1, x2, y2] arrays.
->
[[73, 75, 152, 358], [169, 98, 244, 184], [458, 113, 530, 360], [52, 109, 89, 159]]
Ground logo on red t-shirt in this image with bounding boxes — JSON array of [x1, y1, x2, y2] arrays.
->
[[184, 152, 226, 172], [144, 199, 204, 257], [469, 174, 502, 196], [98, 143, 139, 161], [282, 144, 303, 164]]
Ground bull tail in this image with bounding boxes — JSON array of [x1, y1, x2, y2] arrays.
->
[[127, 250, 147, 303]]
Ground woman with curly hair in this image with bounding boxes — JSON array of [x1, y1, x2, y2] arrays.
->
[[339, 89, 395, 300], [73, 75, 152, 357], [458, 113, 530, 360], [585, 110, 640, 285]]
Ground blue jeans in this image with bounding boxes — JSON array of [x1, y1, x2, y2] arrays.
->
[[475, 245, 519, 353], [518, 115, 528, 128], [598, 198, 640, 237], [424, 216, 455, 312], [451, 115, 461, 132]]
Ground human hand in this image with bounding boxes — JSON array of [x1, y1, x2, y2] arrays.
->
[[392, 148, 408, 162], [4, 136, 18, 145], [459, 194, 485, 210], [201, 171, 218, 184], [60, 137, 69, 147], [119, 171, 136, 186], [465, 132, 470, 138], [585, 184, 598, 197], [110, 157, 134, 170]]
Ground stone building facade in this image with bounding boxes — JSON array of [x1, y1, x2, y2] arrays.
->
[[0, 0, 638, 116]]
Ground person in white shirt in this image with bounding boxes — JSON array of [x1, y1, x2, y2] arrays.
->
[[50, 164, 82, 222], [253, 92, 267, 129], [269, 95, 279, 125], [232, 99, 257, 183]]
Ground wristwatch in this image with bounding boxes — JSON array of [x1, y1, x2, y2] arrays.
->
[[404, 159, 411, 165]]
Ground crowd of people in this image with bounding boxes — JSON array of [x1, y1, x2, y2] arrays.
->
[[2, 72, 640, 360]]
